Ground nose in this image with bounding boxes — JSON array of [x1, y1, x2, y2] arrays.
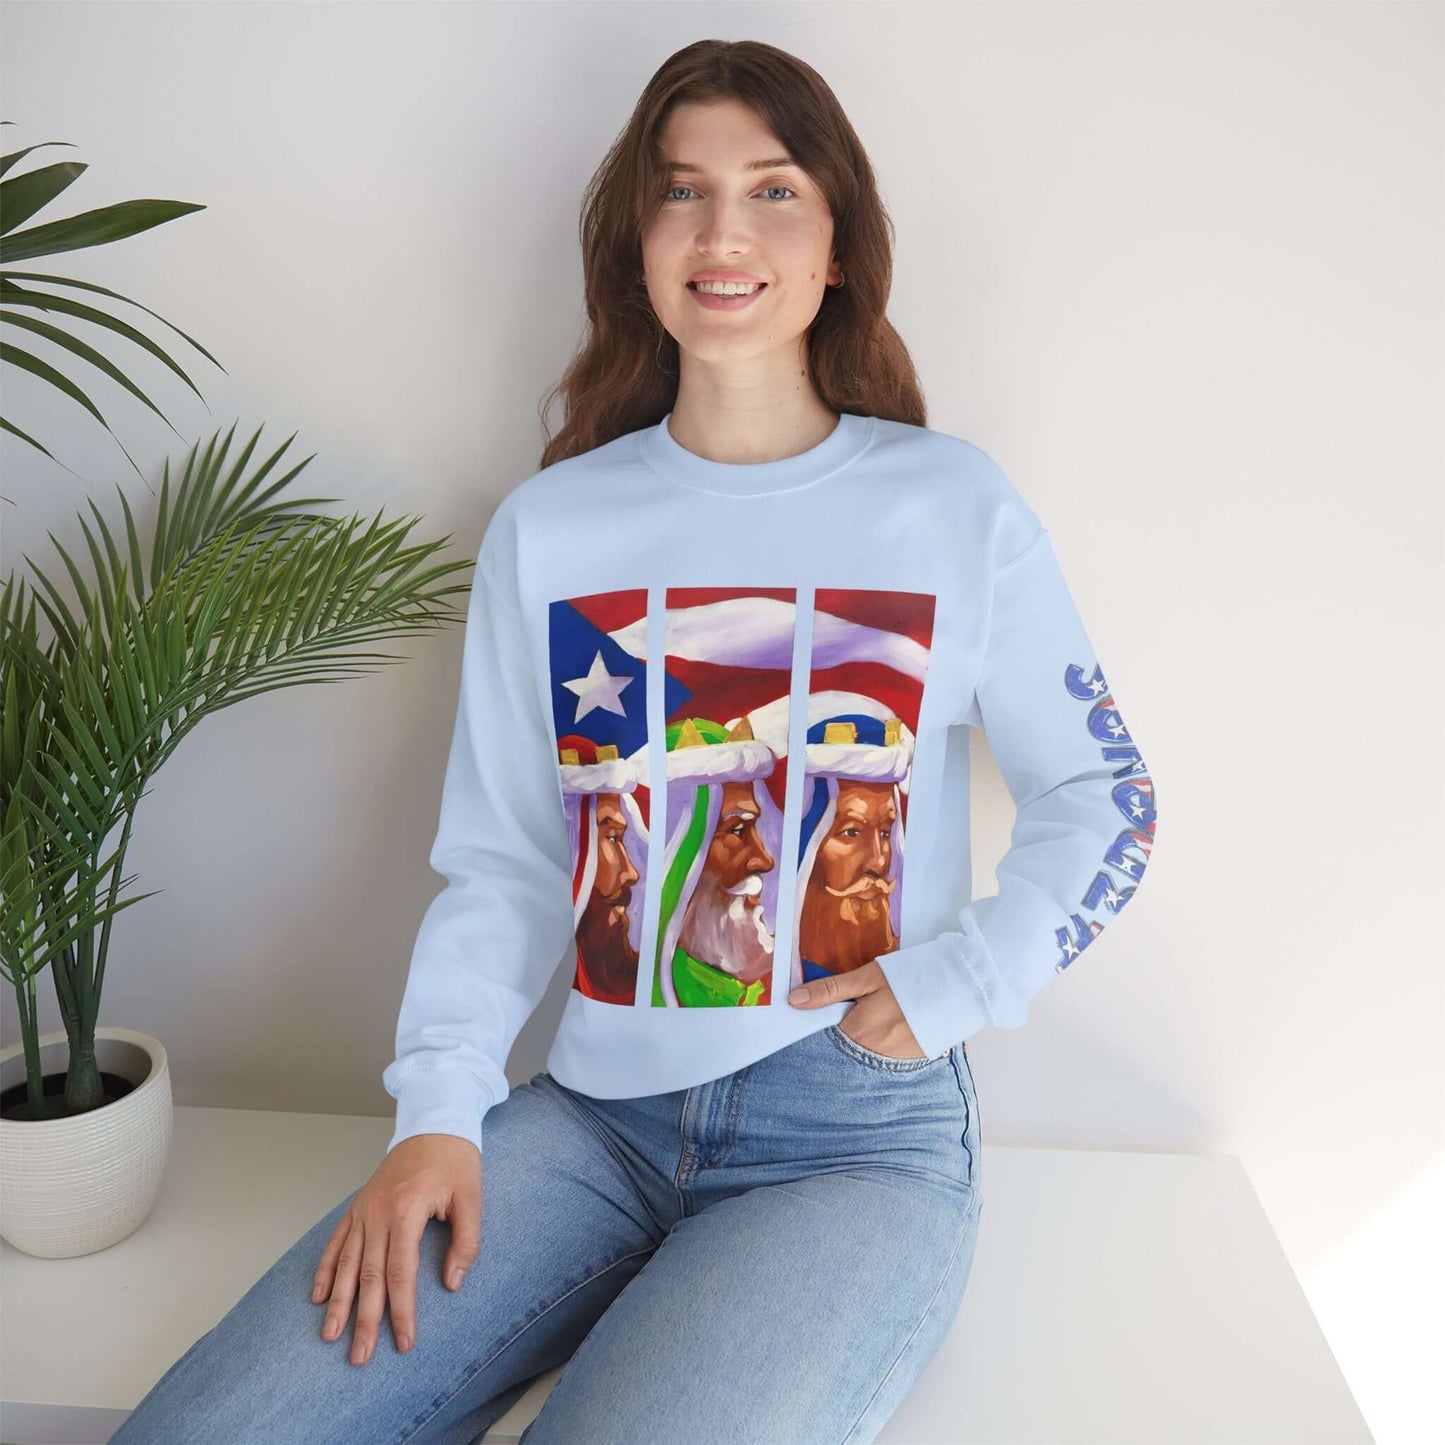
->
[[692, 194, 755, 260]]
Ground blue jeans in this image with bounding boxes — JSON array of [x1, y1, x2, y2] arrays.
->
[[110, 1024, 982, 1445]]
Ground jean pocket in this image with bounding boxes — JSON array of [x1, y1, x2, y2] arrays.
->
[[825, 1022, 950, 1073]]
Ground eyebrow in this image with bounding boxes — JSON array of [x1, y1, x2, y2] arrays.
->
[[665, 157, 799, 173]]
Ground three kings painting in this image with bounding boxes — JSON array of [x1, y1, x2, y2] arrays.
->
[[548, 586, 934, 1010]]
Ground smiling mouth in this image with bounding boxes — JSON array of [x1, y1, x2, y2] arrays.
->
[[686, 282, 769, 312]]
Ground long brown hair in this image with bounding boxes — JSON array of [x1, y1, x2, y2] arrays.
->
[[538, 39, 926, 469]]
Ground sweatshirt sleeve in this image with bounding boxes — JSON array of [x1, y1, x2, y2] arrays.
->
[[873, 522, 1158, 1060], [380, 537, 574, 1157]]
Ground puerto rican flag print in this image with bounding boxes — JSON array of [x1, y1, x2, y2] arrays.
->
[[548, 590, 651, 1006]]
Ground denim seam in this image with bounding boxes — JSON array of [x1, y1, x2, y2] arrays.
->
[[715, 1067, 746, 1169], [837, 1213, 974, 1445], [535, 1076, 671, 1242], [397, 1243, 657, 1443], [947, 1048, 977, 1190], [674, 1085, 700, 1207], [520, 1221, 692, 1443], [538, 1075, 636, 1183], [825, 1023, 944, 1073]]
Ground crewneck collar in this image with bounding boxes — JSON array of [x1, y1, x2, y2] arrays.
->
[[638, 409, 876, 496]]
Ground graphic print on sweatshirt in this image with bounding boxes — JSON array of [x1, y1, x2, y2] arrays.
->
[[547, 587, 938, 1010], [1056, 662, 1156, 968], [548, 589, 651, 1005], [792, 589, 937, 995], [654, 587, 799, 1008]]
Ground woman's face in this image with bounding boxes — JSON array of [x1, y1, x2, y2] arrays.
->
[[640, 97, 842, 372]]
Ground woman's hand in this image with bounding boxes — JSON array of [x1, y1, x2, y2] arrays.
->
[[312, 1133, 481, 1366], [788, 960, 928, 1059]]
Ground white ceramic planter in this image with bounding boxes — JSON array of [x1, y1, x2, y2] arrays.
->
[[0, 1026, 172, 1258]]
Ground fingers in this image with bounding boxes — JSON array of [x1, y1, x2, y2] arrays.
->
[[386, 1210, 426, 1354], [790, 961, 883, 1007], [799, 972, 845, 1005], [318, 1213, 362, 1348], [349, 1212, 391, 1366], [308, 1143, 483, 1367], [314, 1205, 420, 1365], [312, 1211, 349, 1306], [442, 1179, 482, 1293]]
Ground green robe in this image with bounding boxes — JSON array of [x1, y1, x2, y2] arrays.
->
[[653, 943, 766, 1007]]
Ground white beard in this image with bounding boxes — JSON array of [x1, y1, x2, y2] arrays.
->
[[682, 873, 775, 983]]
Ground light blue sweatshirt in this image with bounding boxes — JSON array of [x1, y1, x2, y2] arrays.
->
[[381, 411, 1157, 1155]]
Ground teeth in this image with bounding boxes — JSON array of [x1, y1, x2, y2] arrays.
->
[[692, 280, 763, 295]]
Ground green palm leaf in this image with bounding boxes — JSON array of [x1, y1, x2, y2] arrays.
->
[[1, 423, 475, 1118], [0, 124, 224, 482]]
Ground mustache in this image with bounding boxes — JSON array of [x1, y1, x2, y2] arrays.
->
[[726, 873, 766, 897], [824, 874, 894, 898]]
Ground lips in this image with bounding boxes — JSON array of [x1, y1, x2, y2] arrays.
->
[[686, 281, 769, 312]]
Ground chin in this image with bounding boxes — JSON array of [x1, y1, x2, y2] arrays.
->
[[675, 336, 769, 364]]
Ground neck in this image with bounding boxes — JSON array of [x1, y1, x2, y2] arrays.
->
[[667, 381, 840, 466]]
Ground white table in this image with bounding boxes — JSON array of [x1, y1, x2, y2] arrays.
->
[[0, 1106, 1373, 1445]]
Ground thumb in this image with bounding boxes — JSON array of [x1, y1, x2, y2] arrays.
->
[[442, 1180, 482, 1290], [788, 960, 883, 1008]]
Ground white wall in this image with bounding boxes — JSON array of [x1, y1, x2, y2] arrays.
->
[[2, 3, 1439, 1440]]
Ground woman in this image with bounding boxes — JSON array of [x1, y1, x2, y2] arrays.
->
[[113, 38, 1156, 1445]]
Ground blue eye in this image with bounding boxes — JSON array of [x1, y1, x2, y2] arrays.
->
[[664, 184, 797, 202]]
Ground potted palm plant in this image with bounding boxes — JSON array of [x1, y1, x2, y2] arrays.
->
[[0, 123, 474, 1257], [0, 425, 473, 1256]]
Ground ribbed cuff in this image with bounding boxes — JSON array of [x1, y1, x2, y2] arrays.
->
[[385, 1066, 492, 1157]]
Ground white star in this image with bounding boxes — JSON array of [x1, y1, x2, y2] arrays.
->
[[562, 652, 635, 723], [1089, 675, 1108, 695]]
